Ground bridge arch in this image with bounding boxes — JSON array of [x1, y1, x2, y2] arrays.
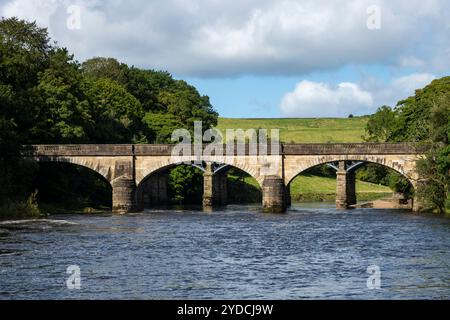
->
[[136, 157, 263, 188], [284, 155, 417, 187], [31, 156, 113, 182], [135, 160, 264, 209], [30, 158, 113, 209]]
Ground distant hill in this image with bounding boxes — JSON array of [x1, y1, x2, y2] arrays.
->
[[215, 116, 369, 143]]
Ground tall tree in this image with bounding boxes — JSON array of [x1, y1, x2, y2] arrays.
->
[[33, 48, 91, 143], [81, 57, 127, 84], [84, 78, 148, 143], [364, 106, 397, 142], [0, 17, 54, 205], [0, 17, 53, 145], [365, 77, 450, 212]]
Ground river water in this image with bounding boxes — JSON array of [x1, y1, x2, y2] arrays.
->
[[0, 204, 449, 299]]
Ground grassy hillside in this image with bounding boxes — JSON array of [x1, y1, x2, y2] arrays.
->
[[216, 117, 368, 143]]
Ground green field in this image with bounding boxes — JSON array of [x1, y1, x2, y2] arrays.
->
[[289, 174, 392, 202], [216, 117, 368, 143]]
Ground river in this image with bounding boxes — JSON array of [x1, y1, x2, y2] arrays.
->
[[0, 204, 449, 299]]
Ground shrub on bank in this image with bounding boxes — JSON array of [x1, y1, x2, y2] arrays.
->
[[0, 191, 41, 219]]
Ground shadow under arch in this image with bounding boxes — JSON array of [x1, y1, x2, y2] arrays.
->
[[226, 166, 262, 204], [136, 161, 263, 209], [136, 158, 263, 188], [33, 160, 113, 210], [136, 162, 203, 209]]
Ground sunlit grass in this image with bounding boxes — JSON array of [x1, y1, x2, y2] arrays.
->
[[289, 175, 392, 202], [227, 173, 392, 202], [216, 116, 369, 143]]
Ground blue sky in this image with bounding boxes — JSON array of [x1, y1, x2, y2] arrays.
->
[[183, 65, 396, 118], [1, 0, 449, 118]]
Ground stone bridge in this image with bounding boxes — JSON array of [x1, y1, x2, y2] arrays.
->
[[21, 143, 424, 213]]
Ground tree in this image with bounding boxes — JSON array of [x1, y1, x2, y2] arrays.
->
[[356, 163, 389, 184], [0, 17, 53, 145], [33, 48, 91, 143], [0, 17, 52, 92], [143, 112, 183, 143], [168, 165, 203, 204], [0, 17, 54, 206], [415, 94, 450, 213], [157, 80, 218, 132], [123, 67, 173, 112], [81, 57, 219, 141], [364, 106, 397, 142], [391, 77, 450, 142], [81, 57, 127, 84], [84, 78, 148, 143], [365, 77, 450, 212]]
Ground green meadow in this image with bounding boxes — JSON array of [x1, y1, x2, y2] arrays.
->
[[216, 116, 369, 143], [289, 175, 392, 202], [235, 174, 392, 203]]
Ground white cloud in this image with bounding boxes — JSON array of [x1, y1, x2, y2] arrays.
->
[[280, 81, 373, 117], [398, 56, 425, 68], [0, 0, 449, 76], [279, 73, 437, 117], [378, 73, 437, 105]]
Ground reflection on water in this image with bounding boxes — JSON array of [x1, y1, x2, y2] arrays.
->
[[0, 204, 449, 299]]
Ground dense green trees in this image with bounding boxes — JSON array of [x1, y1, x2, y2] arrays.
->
[[0, 17, 218, 213], [0, 18, 53, 210], [365, 77, 450, 213], [364, 106, 397, 142], [84, 78, 148, 143], [81, 57, 218, 142]]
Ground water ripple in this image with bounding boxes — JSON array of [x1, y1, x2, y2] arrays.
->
[[0, 205, 449, 299]]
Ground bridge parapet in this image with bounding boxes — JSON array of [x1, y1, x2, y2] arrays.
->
[[282, 143, 420, 155], [21, 143, 422, 156], [21, 143, 280, 156], [21, 144, 134, 156]]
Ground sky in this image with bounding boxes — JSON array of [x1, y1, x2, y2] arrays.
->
[[1, 0, 449, 118]]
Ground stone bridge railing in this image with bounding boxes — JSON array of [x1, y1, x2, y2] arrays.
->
[[282, 143, 420, 155], [21, 142, 421, 156]]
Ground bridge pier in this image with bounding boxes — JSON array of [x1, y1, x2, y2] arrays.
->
[[136, 172, 168, 209], [285, 184, 292, 208], [412, 195, 425, 212], [203, 163, 214, 211], [112, 177, 137, 214], [262, 176, 287, 213], [203, 163, 228, 211], [412, 180, 426, 212], [213, 170, 228, 206], [335, 161, 357, 209], [347, 170, 357, 206]]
